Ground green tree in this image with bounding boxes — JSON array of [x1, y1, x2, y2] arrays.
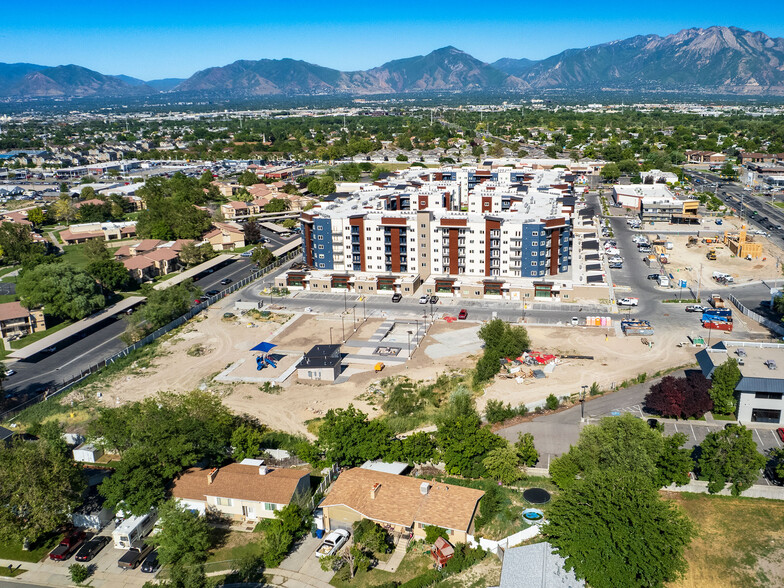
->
[[281, 218, 298, 229], [424, 525, 449, 544], [264, 198, 290, 213], [98, 448, 168, 514], [399, 431, 438, 465], [600, 162, 621, 182], [720, 161, 737, 179], [87, 259, 131, 291], [352, 519, 391, 554], [549, 414, 692, 490], [150, 500, 211, 572], [0, 222, 48, 265], [697, 424, 766, 495], [83, 238, 112, 262], [473, 320, 530, 385], [52, 195, 77, 223], [482, 445, 524, 484], [708, 358, 741, 415], [26, 207, 45, 227], [68, 563, 90, 584], [545, 145, 560, 158], [308, 176, 336, 196], [545, 394, 560, 410], [243, 221, 262, 244], [317, 405, 392, 467], [251, 246, 275, 268], [435, 391, 505, 477], [546, 469, 694, 588], [238, 169, 260, 186], [17, 264, 105, 320], [178, 242, 216, 267], [515, 432, 539, 467], [0, 436, 86, 544], [231, 423, 266, 462], [134, 280, 201, 330], [655, 432, 693, 488]]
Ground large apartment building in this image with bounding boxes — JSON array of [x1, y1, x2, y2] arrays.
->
[[287, 167, 577, 299]]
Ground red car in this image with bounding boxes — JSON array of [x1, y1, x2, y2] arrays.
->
[[777, 428, 784, 443], [458, 309, 468, 320]]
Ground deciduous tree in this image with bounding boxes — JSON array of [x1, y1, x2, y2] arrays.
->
[[546, 470, 694, 588], [17, 263, 105, 320], [483, 445, 524, 484], [697, 424, 766, 495], [709, 358, 741, 415], [317, 405, 393, 467]]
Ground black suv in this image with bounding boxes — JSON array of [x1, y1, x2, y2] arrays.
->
[[141, 550, 159, 573], [391, 293, 402, 303]]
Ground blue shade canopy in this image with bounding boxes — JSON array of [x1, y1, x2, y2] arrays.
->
[[251, 342, 277, 352]]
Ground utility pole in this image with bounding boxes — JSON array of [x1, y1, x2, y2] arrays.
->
[[696, 263, 703, 304]]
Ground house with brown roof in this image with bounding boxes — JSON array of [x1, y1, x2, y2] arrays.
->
[[122, 255, 157, 282], [319, 468, 484, 543], [171, 462, 310, 521], [204, 222, 245, 251], [143, 247, 181, 274], [60, 221, 137, 244], [0, 301, 46, 343]]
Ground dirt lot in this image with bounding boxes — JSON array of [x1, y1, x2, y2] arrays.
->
[[641, 216, 783, 292], [476, 323, 697, 412]]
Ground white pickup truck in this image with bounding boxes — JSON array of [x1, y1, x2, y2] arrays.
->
[[315, 530, 350, 558], [618, 297, 639, 306]]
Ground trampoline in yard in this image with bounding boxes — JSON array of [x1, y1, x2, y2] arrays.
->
[[523, 488, 551, 504]]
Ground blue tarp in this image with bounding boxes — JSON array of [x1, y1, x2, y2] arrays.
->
[[251, 342, 277, 352]]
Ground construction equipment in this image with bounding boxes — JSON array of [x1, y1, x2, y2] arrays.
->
[[707, 248, 717, 260]]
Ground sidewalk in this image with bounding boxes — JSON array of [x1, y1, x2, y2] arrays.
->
[[0, 558, 150, 588]]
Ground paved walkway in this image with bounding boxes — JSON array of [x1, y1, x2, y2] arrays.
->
[[373, 537, 408, 573], [0, 557, 150, 588]]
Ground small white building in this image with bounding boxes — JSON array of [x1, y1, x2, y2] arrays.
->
[[73, 443, 104, 463], [613, 184, 674, 210]]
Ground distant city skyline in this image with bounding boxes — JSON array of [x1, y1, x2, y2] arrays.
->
[[3, 1, 784, 80]]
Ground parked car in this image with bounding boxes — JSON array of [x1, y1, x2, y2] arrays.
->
[[458, 309, 468, 320], [429, 295, 439, 303], [765, 464, 783, 486], [647, 274, 660, 280], [315, 530, 350, 558], [220, 278, 233, 285], [75, 536, 110, 562], [205, 290, 220, 297], [685, 305, 705, 313], [49, 530, 86, 561], [418, 295, 429, 304], [141, 550, 159, 573], [777, 428, 784, 443], [391, 293, 402, 303], [618, 297, 639, 306], [4, 369, 15, 377], [639, 246, 652, 253]]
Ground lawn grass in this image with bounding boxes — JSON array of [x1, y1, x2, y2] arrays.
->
[[329, 548, 433, 588], [668, 492, 784, 587], [0, 566, 26, 577], [773, 202, 784, 209], [9, 317, 73, 350], [0, 533, 61, 563], [206, 529, 265, 572], [711, 412, 737, 421], [60, 243, 92, 270], [0, 294, 16, 304]]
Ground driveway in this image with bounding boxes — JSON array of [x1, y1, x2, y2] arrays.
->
[[277, 534, 334, 585]]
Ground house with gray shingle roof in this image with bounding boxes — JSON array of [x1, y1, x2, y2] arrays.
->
[[499, 542, 584, 588]]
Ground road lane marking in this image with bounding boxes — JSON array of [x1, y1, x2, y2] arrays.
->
[[690, 424, 696, 440]]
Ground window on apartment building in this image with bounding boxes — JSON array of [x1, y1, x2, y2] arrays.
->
[[421, 224, 426, 228], [531, 262, 537, 267], [531, 231, 538, 236], [216, 498, 232, 507], [421, 253, 427, 258], [317, 235, 323, 240], [531, 241, 538, 246], [532, 251, 537, 256], [755, 392, 784, 400], [318, 245, 324, 250], [422, 262, 427, 267]]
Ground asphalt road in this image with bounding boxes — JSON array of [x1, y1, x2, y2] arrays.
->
[[498, 368, 784, 484], [3, 258, 258, 400]]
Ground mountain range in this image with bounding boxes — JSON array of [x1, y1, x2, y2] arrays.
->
[[2, 26, 784, 99]]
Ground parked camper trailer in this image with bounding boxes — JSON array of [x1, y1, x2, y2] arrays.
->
[[112, 514, 156, 550]]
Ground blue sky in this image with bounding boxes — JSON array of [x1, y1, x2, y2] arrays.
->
[[3, 1, 784, 80]]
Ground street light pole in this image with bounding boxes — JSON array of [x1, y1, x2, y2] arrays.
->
[[363, 298, 366, 322], [580, 385, 588, 422], [344, 289, 347, 312], [352, 307, 356, 332], [341, 315, 345, 343], [407, 330, 412, 357]]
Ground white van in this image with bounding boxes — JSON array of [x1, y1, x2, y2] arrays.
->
[[658, 275, 670, 287]]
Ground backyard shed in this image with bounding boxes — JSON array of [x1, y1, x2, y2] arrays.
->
[[73, 443, 104, 463]]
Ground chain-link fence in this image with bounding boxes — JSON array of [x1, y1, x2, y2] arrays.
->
[[1, 248, 302, 422]]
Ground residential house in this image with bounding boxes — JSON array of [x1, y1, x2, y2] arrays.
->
[[0, 301, 46, 343], [499, 542, 584, 588], [319, 468, 484, 543], [685, 150, 726, 164], [122, 255, 157, 282], [143, 248, 181, 275], [697, 341, 784, 425], [204, 222, 245, 251], [171, 461, 310, 521], [296, 344, 343, 382]]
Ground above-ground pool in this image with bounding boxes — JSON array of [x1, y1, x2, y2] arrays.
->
[[522, 487, 552, 504], [522, 508, 545, 525]]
